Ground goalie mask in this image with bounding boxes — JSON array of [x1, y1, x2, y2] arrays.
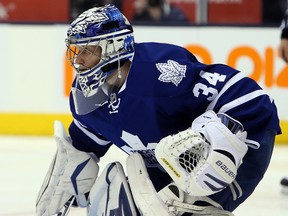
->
[[66, 4, 135, 115]]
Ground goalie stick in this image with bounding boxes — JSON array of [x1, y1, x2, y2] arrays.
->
[[54, 196, 75, 216]]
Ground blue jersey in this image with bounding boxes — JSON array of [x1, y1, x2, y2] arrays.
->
[[69, 42, 281, 166]]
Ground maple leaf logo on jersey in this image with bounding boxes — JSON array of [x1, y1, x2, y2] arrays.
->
[[156, 60, 186, 86]]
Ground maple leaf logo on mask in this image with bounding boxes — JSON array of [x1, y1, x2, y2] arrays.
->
[[156, 60, 186, 86]]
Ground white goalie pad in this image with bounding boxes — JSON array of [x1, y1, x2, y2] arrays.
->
[[87, 161, 137, 216], [155, 110, 248, 197], [36, 121, 99, 216], [126, 152, 173, 216]]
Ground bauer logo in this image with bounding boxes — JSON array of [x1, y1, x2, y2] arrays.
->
[[216, 160, 235, 179]]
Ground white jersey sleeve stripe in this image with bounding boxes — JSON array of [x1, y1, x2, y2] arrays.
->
[[218, 89, 266, 113], [206, 72, 246, 111], [74, 119, 111, 146]]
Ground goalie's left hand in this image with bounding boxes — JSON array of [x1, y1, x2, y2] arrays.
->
[[155, 110, 248, 197]]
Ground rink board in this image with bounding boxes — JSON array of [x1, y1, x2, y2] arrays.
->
[[0, 25, 287, 143], [0, 113, 286, 144]]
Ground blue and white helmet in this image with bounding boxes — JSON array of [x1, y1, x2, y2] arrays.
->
[[66, 4, 134, 115]]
